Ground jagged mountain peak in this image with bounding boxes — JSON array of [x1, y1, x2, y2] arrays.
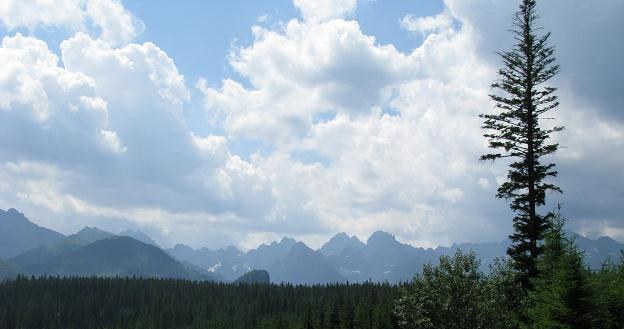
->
[[0, 208, 65, 259], [367, 231, 397, 246], [5, 208, 21, 216], [320, 232, 365, 256], [278, 237, 297, 245], [0, 208, 27, 222]]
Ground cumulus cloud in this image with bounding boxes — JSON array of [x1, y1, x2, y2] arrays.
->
[[201, 19, 415, 144], [85, 0, 142, 46], [0, 0, 84, 31], [199, 4, 513, 246], [0, 33, 121, 166], [293, 0, 357, 23], [0, 0, 142, 46], [401, 11, 454, 35]]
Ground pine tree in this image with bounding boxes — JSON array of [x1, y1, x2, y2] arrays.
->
[[525, 214, 595, 328], [480, 0, 563, 289]]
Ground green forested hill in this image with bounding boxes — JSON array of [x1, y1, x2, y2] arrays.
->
[[234, 269, 270, 284], [10, 227, 114, 271], [0, 276, 399, 329], [30, 236, 210, 281]]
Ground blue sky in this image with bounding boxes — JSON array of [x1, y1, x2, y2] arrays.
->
[[0, 0, 622, 250]]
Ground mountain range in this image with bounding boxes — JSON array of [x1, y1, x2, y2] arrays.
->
[[1, 208, 623, 284]]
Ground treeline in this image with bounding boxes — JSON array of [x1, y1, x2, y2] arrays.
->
[[0, 277, 399, 329], [395, 223, 624, 329]]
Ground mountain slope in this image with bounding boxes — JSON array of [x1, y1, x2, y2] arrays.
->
[[569, 234, 623, 269], [0, 258, 24, 280], [0, 208, 65, 258], [31, 236, 215, 281], [245, 238, 298, 270], [120, 230, 158, 246], [327, 231, 436, 283], [10, 227, 115, 271], [167, 244, 244, 281], [269, 242, 345, 284]]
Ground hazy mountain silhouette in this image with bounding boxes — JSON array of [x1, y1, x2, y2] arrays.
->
[[269, 242, 345, 284], [326, 231, 435, 283], [573, 233, 623, 269], [120, 230, 159, 246], [320, 232, 365, 256], [167, 244, 244, 281], [0, 208, 64, 258], [10, 227, 115, 271], [245, 238, 298, 270], [172, 231, 623, 284]]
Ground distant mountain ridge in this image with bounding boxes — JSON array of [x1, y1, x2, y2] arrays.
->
[[1, 208, 622, 284], [1, 209, 216, 281], [170, 231, 624, 284]]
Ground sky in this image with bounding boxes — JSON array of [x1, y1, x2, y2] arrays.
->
[[0, 0, 622, 251]]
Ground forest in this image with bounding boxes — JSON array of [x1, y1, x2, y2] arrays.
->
[[0, 277, 399, 329]]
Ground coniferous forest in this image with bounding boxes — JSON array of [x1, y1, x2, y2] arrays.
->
[[0, 277, 399, 329]]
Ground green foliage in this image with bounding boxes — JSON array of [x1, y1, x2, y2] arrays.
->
[[590, 253, 624, 328], [394, 250, 512, 329], [480, 0, 563, 288], [396, 227, 624, 329], [0, 277, 399, 329], [524, 216, 595, 328]]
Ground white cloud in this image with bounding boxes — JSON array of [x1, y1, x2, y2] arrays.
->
[[0, 0, 85, 31], [401, 11, 454, 35], [100, 129, 127, 154], [61, 33, 190, 110], [85, 0, 142, 46], [200, 11, 510, 245], [0, 33, 121, 163], [0, 0, 142, 47], [293, 0, 357, 23], [201, 19, 414, 144]]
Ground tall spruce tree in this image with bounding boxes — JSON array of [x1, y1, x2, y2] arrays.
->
[[480, 0, 563, 289]]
